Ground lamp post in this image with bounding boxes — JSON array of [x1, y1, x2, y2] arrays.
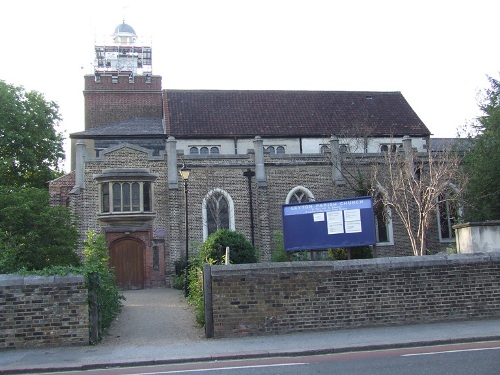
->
[[179, 164, 191, 297], [243, 168, 256, 246]]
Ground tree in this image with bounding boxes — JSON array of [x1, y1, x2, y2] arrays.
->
[[372, 141, 463, 256], [461, 75, 500, 221], [0, 186, 80, 272], [0, 80, 65, 188]]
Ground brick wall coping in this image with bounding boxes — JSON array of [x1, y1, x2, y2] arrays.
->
[[0, 273, 85, 287], [211, 253, 500, 275]]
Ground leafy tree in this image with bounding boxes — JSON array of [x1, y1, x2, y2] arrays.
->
[[461, 75, 500, 221], [0, 186, 80, 272], [0, 80, 65, 188]]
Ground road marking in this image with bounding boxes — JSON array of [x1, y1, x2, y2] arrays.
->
[[401, 346, 500, 357], [136, 362, 307, 374]]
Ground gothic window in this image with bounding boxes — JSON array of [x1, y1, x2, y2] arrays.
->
[[202, 189, 235, 240], [373, 193, 394, 245], [286, 186, 315, 204], [437, 191, 459, 242]]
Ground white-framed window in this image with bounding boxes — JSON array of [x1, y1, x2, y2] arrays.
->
[[266, 145, 286, 154], [202, 188, 235, 240], [380, 144, 403, 153], [373, 192, 394, 246], [189, 146, 220, 155], [320, 144, 349, 153], [286, 186, 315, 204]]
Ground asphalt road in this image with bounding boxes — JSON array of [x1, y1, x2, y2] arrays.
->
[[34, 340, 500, 375]]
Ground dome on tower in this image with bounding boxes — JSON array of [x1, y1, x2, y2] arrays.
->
[[114, 22, 136, 36]]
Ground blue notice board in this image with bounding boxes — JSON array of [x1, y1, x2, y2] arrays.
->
[[282, 196, 376, 251]]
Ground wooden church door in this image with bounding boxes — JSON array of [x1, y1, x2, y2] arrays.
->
[[110, 238, 144, 290]]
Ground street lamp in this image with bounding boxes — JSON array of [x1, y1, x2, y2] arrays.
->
[[179, 164, 191, 297], [243, 168, 256, 246]]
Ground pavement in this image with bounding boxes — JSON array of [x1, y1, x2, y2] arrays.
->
[[1, 288, 500, 374]]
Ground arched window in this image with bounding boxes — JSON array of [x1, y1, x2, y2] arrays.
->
[[380, 144, 389, 152], [320, 145, 329, 154], [190, 147, 199, 155], [267, 146, 275, 154], [210, 146, 219, 155], [202, 189, 235, 240], [373, 192, 394, 245], [286, 186, 315, 204], [276, 146, 285, 154], [200, 147, 209, 155], [437, 188, 460, 242]]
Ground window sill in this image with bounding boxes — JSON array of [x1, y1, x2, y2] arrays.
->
[[98, 212, 156, 225]]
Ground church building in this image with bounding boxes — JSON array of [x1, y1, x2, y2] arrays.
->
[[50, 22, 454, 289]]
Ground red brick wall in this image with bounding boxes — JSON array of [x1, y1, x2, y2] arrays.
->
[[83, 75, 163, 130]]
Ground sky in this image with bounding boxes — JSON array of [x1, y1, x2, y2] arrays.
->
[[2, 0, 499, 171]]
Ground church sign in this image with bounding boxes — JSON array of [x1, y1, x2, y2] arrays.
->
[[282, 196, 376, 251]]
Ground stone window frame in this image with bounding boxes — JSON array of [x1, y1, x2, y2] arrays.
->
[[202, 188, 235, 240], [437, 184, 461, 243], [373, 191, 394, 246], [95, 169, 158, 222], [285, 186, 315, 204]]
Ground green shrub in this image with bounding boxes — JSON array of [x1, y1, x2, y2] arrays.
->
[[198, 229, 257, 265], [328, 246, 373, 260], [188, 229, 257, 326], [83, 231, 124, 343]]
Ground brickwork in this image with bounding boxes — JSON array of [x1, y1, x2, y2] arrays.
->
[[207, 253, 500, 338], [83, 75, 163, 130], [0, 274, 89, 349], [49, 171, 75, 206], [62, 142, 453, 288]]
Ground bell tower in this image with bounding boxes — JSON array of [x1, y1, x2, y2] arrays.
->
[[93, 21, 152, 81]]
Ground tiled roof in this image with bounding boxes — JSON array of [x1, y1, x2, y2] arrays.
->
[[71, 117, 164, 138], [165, 90, 430, 138]]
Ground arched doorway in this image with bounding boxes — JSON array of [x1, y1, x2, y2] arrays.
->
[[109, 238, 145, 290]]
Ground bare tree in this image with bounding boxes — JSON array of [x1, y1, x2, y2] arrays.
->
[[372, 138, 465, 256]]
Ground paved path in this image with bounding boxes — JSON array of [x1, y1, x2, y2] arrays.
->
[[100, 288, 205, 347]]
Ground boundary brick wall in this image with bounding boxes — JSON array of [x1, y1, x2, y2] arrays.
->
[[205, 253, 500, 338], [0, 274, 89, 349]]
